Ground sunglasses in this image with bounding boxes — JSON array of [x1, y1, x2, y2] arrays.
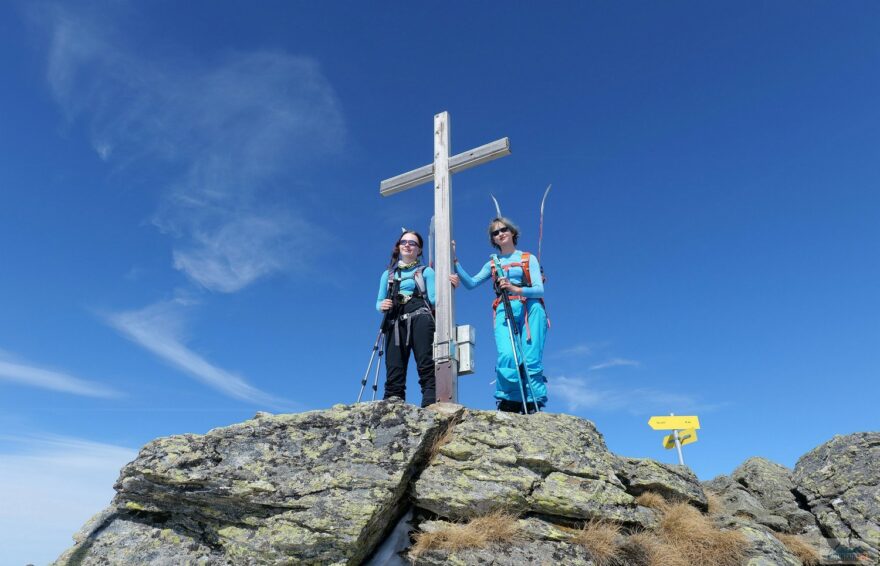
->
[[491, 226, 511, 237], [399, 239, 420, 248]]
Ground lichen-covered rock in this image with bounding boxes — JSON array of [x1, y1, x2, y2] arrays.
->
[[55, 511, 229, 565], [55, 401, 458, 565], [53, 395, 878, 566], [530, 472, 658, 528], [793, 432, 880, 560], [703, 475, 790, 532], [412, 517, 597, 565], [411, 539, 596, 566], [725, 519, 802, 566], [614, 456, 708, 510], [412, 410, 656, 528], [730, 457, 816, 533]]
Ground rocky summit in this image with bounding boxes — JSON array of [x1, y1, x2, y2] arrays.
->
[[55, 402, 879, 565]]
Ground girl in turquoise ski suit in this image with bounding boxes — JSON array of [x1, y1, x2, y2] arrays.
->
[[452, 217, 548, 413]]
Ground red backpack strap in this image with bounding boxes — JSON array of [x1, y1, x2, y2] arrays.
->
[[520, 252, 531, 287]]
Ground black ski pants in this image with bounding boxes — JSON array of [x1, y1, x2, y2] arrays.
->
[[383, 298, 436, 407]]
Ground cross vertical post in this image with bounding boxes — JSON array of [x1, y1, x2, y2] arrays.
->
[[379, 111, 510, 403], [433, 112, 456, 402]]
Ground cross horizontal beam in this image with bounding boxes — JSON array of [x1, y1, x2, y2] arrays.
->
[[380, 137, 510, 197]]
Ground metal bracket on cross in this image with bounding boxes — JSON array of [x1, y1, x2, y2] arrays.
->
[[648, 414, 701, 466], [379, 111, 510, 403]]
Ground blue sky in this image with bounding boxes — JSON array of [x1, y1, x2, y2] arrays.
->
[[2, 1, 879, 563]]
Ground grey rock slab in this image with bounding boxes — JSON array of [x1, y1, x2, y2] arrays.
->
[[412, 410, 652, 528], [614, 456, 708, 510], [530, 472, 659, 528], [793, 432, 880, 558], [410, 540, 597, 566], [411, 518, 596, 565], [736, 522, 802, 566], [58, 401, 458, 565], [703, 475, 790, 532], [709, 516, 802, 566], [54, 510, 228, 566], [731, 457, 816, 533]]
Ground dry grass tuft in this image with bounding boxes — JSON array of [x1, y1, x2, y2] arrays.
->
[[705, 491, 725, 516], [427, 423, 456, 462], [569, 519, 621, 566], [626, 531, 688, 566], [774, 533, 820, 565], [635, 491, 669, 510], [619, 498, 748, 566], [408, 510, 522, 559], [658, 502, 746, 566]]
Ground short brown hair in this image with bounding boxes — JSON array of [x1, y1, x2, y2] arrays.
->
[[488, 217, 519, 250]]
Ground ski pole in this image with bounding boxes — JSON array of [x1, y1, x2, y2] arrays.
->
[[358, 259, 400, 402], [357, 327, 385, 402], [502, 304, 529, 413], [501, 292, 540, 414], [371, 333, 385, 401]]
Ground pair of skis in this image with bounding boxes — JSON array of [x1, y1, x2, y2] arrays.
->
[[491, 184, 552, 263], [428, 184, 552, 266]]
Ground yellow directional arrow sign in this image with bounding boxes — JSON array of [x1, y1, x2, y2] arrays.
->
[[648, 415, 701, 430], [663, 428, 698, 449]]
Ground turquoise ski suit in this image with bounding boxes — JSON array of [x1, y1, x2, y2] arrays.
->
[[455, 251, 548, 406]]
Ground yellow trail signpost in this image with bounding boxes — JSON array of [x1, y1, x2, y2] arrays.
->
[[663, 428, 697, 450], [648, 415, 701, 430], [648, 414, 700, 466]]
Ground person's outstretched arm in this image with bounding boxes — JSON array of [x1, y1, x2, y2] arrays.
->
[[455, 259, 492, 290]]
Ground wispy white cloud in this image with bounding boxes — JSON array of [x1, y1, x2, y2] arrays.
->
[[36, 2, 345, 293], [0, 350, 121, 398], [554, 376, 605, 411], [0, 434, 137, 566], [553, 375, 710, 415], [104, 298, 283, 406], [551, 341, 616, 360], [589, 358, 642, 371], [554, 343, 595, 358]]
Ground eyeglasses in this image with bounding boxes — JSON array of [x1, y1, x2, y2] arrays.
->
[[491, 226, 510, 237], [399, 239, 420, 248]]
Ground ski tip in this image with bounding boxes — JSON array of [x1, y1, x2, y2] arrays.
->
[[490, 194, 502, 218], [540, 184, 552, 213]]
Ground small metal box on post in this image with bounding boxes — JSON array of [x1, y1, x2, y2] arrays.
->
[[455, 325, 475, 375]]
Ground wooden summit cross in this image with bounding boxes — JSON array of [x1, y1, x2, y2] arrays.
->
[[380, 111, 510, 403]]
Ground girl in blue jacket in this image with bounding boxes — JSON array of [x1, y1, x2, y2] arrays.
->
[[376, 231, 437, 407], [452, 217, 548, 413]]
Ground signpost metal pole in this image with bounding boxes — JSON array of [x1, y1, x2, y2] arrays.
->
[[670, 413, 685, 465]]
